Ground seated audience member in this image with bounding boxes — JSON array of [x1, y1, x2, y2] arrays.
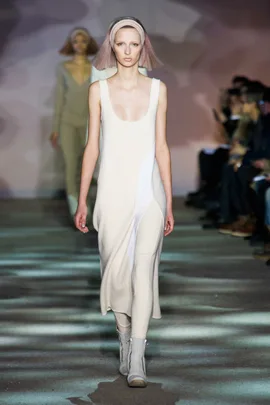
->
[[232, 75, 250, 89], [186, 84, 244, 208], [251, 177, 270, 249], [218, 75, 249, 119], [218, 85, 270, 237], [257, 186, 270, 265], [250, 89, 270, 254]]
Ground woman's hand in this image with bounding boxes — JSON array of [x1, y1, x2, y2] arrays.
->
[[74, 203, 89, 233], [164, 208, 174, 236], [50, 132, 59, 148]]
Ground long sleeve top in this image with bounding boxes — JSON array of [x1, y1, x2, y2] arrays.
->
[[238, 114, 270, 165], [52, 62, 91, 132]]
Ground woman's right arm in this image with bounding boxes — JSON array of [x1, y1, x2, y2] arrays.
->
[[50, 64, 64, 147], [75, 81, 101, 232], [79, 82, 101, 202]]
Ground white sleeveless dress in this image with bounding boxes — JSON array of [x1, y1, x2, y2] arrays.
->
[[93, 78, 166, 319]]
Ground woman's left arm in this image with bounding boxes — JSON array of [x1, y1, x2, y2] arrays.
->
[[155, 81, 174, 236]]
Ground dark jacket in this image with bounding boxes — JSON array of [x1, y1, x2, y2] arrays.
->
[[243, 114, 270, 164]]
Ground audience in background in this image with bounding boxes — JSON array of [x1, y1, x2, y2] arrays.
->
[[186, 76, 270, 266], [186, 77, 248, 209]]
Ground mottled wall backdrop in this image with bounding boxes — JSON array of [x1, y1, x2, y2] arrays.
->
[[0, 0, 270, 197]]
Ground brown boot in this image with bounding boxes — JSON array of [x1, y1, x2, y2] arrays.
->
[[218, 223, 234, 235], [218, 217, 246, 235], [231, 219, 255, 237]]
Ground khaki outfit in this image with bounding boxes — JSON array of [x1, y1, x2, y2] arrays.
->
[[52, 62, 91, 217]]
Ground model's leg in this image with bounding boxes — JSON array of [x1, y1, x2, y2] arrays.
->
[[60, 123, 81, 218], [114, 312, 131, 332], [131, 204, 163, 339], [77, 125, 93, 224], [114, 312, 131, 376], [131, 253, 155, 339], [128, 202, 163, 387]]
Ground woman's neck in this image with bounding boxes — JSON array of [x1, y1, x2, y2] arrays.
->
[[115, 63, 141, 88], [73, 54, 88, 64]]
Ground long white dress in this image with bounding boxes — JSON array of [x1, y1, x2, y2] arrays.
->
[[93, 78, 166, 319]]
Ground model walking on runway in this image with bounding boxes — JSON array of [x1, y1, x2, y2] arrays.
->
[[75, 16, 174, 387], [50, 27, 98, 220]]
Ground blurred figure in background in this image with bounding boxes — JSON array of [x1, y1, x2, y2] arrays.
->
[[249, 88, 270, 253], [219, 75, 249, 120], [219, 84, 270, 237], [50, 27, 98, 223], [186, 76, 247, 210]]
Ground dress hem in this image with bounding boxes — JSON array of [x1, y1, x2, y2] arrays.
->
[[101, 307, 162, 320]]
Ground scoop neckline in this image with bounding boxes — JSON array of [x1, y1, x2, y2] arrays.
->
[[105, 78, 154, 123]]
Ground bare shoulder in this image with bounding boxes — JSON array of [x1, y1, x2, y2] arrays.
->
[[88, 81, 100, 101], [159, 80, 167, 96], [158, 80, 167, 106], [140, 75, 152, 85]]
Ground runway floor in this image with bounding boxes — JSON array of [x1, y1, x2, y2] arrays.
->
[[0, 198, 270, 405]]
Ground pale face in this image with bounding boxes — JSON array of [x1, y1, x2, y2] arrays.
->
[[72, 33, 89, 55], [113, 27, 143, 68]]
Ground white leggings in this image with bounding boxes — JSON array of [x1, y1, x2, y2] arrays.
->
[[114, 253, 154, 338], [114, 204, 163, 339]]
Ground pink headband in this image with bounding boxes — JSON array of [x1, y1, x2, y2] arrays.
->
[[70, 28, 90, 41], [109, 19, 145, 46]]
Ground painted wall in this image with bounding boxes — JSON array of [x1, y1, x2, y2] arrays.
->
[[0, 0, 270, 197]]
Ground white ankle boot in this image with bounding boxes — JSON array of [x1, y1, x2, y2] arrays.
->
[[127, 337, 147, 388], [117, 329, 131, 376]]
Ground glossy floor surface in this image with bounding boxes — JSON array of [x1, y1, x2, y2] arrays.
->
[[0, 199, 270, 405]]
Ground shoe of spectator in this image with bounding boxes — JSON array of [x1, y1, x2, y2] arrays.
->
[[231, 220, 255, 237], [218, 217, 247, 235], [218, 223, 234, 235]]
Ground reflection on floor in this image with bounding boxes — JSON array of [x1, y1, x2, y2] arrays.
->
[[0, 199, 270, 405]]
